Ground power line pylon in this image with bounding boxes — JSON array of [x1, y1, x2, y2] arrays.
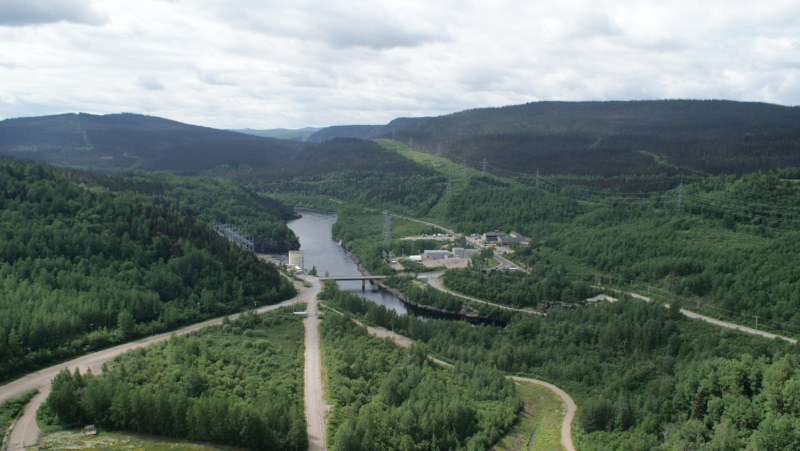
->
[[437, 144, 441, 161], [446, 172, 452, 197], [481, 159, 487, 177], [462, 160, 467, 178], [676, 180, 684, 213], [535, 168, 540, 188], [382, 210, 392, 246]]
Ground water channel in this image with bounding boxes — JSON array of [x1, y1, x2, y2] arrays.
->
[[282, 209, 411, 314]]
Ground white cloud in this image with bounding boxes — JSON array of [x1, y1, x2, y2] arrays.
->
[[0, 0, 798, 129]]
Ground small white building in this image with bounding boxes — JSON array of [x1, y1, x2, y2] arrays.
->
[[423, 250, 451, 260], [409, 255, 423, 262]]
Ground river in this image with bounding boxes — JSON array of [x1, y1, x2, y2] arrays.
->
[[283, 209, 411, 314]]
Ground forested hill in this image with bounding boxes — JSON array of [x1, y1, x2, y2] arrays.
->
[[390, 100, 800, 177], [0, 113, 309, 174], [306, 117, 427, 142], [0, 158, 296, 382]]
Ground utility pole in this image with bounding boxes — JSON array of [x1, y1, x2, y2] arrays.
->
[[408, 137, 413, 151], [383, 210, 392, 247], [437, 144, 441, 161], [535, 168, 540, 188], [481, 159, 487, 177], [677, 180, 684, 213]]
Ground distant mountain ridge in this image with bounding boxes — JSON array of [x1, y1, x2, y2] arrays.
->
[[0, 112, 310, 174], [229, 127, 323, 141], [306, 117, 429, 142], [387, 100, 800, 176]]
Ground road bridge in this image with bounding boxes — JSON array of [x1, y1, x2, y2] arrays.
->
[[319, 275, 390, 291]]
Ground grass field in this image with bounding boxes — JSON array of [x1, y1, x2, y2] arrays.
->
[[39, 430, 248, 451], [492, 381, 566, 451]]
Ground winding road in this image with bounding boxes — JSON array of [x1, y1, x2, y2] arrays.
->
[[0, 280, 321, 451], [320, 304, 575, 451]]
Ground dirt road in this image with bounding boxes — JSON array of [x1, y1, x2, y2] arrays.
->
[[1, 282, 318, 451], [320, 304, 574, 451], [625, 291, 798, 344], [302, 276, 327, 451], [424, 274, 540, 315]]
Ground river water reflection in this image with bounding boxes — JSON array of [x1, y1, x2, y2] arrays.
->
[[284, 209, 411, 314]]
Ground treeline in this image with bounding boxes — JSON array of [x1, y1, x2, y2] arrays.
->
[[392, 100, 800, 176], [0, 159, 296, 381], [382, 276, 516, 321], [55, 167, 300, 251], [244, 139, 445, 218], [321, 282, 800, 450], [39, 307, 307, 450], [320, 304, 521, 451], [0, 112, 308, 174], [441, 265, 601, 308]]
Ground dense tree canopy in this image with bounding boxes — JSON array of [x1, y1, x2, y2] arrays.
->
[[0, 159, 295, 381], [40, 307, 307, 450]]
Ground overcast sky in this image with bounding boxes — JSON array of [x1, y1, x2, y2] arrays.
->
[[0, 0, 798, 129]]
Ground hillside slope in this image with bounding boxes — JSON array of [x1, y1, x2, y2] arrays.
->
[[391, 100, 800, 177], [0, 113, 309, 174], [0, 158, 296, 381]]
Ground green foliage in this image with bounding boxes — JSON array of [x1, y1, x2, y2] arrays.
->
[[382, 276, 516, 321], [320, 308, 521, 451], [56, 168, 300, 251], [442, 265, 601, 308], [40, 307, 306, 450], [0, 159, 296, 381], [0, 389, 38, 430], [324, 283, 800, 449], [248, 139, 444, 218], [393, 100, 800, 177], [0, 112, 308, 174]]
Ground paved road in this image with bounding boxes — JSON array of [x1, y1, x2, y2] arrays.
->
[[302, 276, 327, 451], [320, 304, 574, 451], [625, 291, 798, 344], [1, 281, 319, 451]]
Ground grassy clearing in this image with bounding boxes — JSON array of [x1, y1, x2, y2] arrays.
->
[[492, 381, 566, 451], [39, 430, 247, 450]]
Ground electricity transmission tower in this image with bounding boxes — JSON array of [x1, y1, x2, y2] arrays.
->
[[481, 159, 487, 177], [382, 210, 392, 246], [437, 144, 441, 161], [676, 180, 684, 213], [462, 160, 467, 178], [446, 172, 452, 197], [535, 168, 540, 188]]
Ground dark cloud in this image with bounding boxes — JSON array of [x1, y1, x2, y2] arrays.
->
[[0, 0, 108, 26]]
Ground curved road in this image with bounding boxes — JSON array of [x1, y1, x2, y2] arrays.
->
[[421, 273, 540, 315], [1, 280, 321, 451], [624, 291, 798, 344], [320, 304, 575, 451]]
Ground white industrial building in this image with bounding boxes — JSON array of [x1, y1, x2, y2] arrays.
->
[[423, 250, 451, 259], [452, 248, 479, 258]]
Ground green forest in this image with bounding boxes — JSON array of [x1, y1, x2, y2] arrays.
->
[[322, 281, 800, 450], [0, 159, 296, 381], [319, 285, 521, 451], [39, 306, 307, 450]]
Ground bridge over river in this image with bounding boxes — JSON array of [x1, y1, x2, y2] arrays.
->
[[319, 275, 390, 291]]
